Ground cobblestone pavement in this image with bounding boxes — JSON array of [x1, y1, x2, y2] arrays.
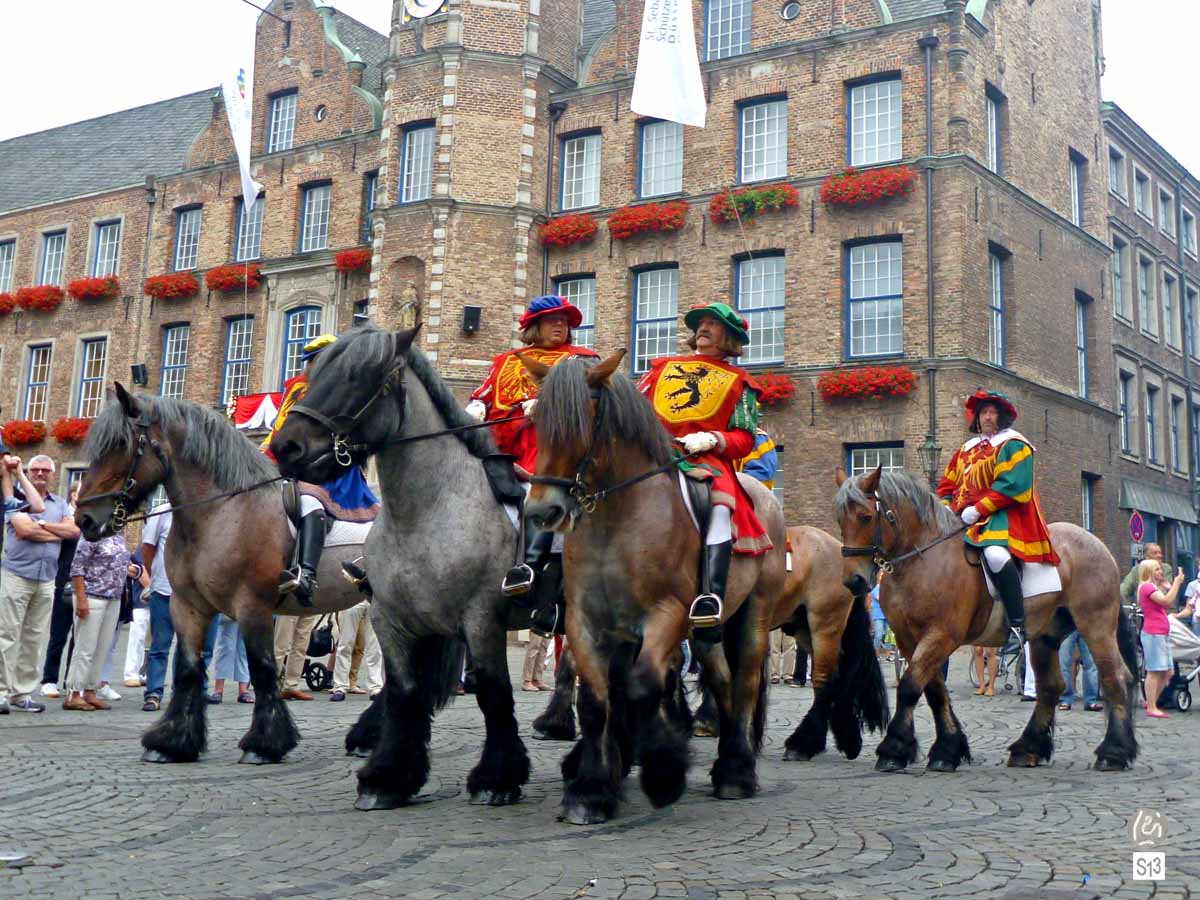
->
[[1, 644, 1196, 899]]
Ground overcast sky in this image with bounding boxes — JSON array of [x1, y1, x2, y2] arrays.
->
[[0, 1, 1196, 174]]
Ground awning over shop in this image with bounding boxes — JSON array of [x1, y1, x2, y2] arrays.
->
[[1119, 478, 1198, 525], [229, 392, 283, 431]]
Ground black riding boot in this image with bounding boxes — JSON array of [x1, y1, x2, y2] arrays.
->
[[691, 541, 732, 642], [341, 557, 373, 598], [530, 555, 565, 637], [502, 519, 554, 604], [279, 511, 326, 607], [992, 559, 1026, 649]]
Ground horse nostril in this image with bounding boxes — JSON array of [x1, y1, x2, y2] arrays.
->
[[275, 440, 302, 465]]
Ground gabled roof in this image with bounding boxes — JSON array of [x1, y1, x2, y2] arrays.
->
[[883, 0, 948, 22], [0, 90, 214, 215], [327, 8, 390, 97]]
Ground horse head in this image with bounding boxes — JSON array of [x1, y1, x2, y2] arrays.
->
[[75, 383, 173, 540], [271, 325, 419, 482], [834, 466, 885, 596]]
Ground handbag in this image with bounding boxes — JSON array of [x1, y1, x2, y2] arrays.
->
[[306, 614, 335, 658]]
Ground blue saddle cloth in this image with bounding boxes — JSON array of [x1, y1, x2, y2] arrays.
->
[[299, 467, 380, 523]]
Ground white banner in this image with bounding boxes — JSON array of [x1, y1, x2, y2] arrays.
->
[[222, 67, 263, 212], [630, 0, 706, 128]]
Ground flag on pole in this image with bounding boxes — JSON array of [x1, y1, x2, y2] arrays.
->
[[222, 67, 263, 211], [630, 0, 706, 128]]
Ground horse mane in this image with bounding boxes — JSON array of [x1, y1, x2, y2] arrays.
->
[[309, 324, 497, 460], [535, 357, 673, 466], [84, 394, 276, 491], [835, 469, 962, 537]]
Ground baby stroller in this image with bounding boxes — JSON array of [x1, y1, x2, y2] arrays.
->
[[1159, 616, 1200, 712], [302, 613, 336, 693]]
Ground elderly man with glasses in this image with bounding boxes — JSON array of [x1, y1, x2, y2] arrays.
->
[[0, 454, 79, 714]]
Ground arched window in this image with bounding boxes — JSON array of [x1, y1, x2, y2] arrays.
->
[[281, 305, 323, 386]]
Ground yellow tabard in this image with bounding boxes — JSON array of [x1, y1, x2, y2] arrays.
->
[[492, 347, 573, 411], [651, 359, 740, 426]]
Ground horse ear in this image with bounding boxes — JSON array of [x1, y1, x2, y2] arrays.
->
[[393, 324, 422, 357], [114, 382, 140, 420], [515, 350, 551, 382], [860, 465, 882, 497], [835, 468, 849, 486], [585, 349, 627, 387]]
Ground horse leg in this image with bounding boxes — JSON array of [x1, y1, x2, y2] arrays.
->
[[628, 603, 691, 808], [532, 645, 577, 741], [237, 608, 301, 764], [141, 595, 213, 764], [924, 674, 971, 772], [784, 620, 839, 761], [692, 638, 728, 737], [560, 631, 624, 825], [1008, 633, 1066, 767], [465, 626, 530, 806], [345, 692, 383, 758], [1086, 608, 1139, 771], [711, 602, 770, 800], [875, 632, 953, 772]]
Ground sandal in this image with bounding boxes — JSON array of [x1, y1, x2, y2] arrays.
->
[[1084, 703, 1103, 711], [1057, 703, 1071, 711], [141, 696, 161, 712], [1146, 710, 1171, 719], [984, 686, 995, 697]]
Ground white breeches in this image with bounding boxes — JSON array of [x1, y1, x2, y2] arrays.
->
[[983, 545, 1012, 573], [300, 495, 324, 516], [707, 506, 732, 545]]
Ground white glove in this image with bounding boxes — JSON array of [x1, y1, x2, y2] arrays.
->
[[520, 398, 537, 416], [680, 432, 719, 455], [465, 400, 487, 423], [960, 506, 981, 526]]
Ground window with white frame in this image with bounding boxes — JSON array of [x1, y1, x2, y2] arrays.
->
[[281, 306, 323, 386], [849, 443, 904, 476], [1187, 284, 1200, 358], [847, 241, 903, 358], [0, 240, 14, 292], [222, 317, 254, 405], [1108, 145, 1126, 198], [740, 99, 787, 183], [1076, 295, 1088, 398], [1134, 167, 1151, 218], [1160, 189, 1176, 239], [24, 344, 52, 421], [236, 196, 264, 262], [77, 337, 107, 418], [849, 79, 902, 167], [555, 276, 596, 350], [1193, 405, 1200, 473], [705, 0, 751, 61], [1081, 475, 1096, 532], [160, 324, 190, 399], [1112, 236, 1130, 321], [1183, 208, 1197, 257], [633, 266, 679, 373], [989, 248, 1006, 366], [1163, 272, 1180, 349], [299, 184, 331, 253], [174, 208, 201, 271], [401, 124, 435, 203], [1138, 256, 1157, 336], [361, 172, 378, 244], [1171, 395, 1185, 473], [93, 220, 121, 276], [66, 467, 87, 499], [1118, 370, 1135, 454], [267, 92, 297, 154], [640, 120, 683, 198], [41, 231, 66, 284], [561, 133, 601, 210], [1146, 383, 1160, 464], [736, 255, 785, 365], [1069, 151, 1086, 228], [985, 86, 1004, 174]]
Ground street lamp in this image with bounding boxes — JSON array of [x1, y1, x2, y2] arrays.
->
[[917, 432, 943, 488]]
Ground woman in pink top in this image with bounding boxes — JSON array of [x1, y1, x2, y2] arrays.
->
[[1137, 558, 1184, 718]]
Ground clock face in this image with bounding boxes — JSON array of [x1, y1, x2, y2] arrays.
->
[[404, 0, 446, 19]]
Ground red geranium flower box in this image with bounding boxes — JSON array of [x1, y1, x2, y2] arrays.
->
[[50, 417, 92, 444], [607, 201, 688, 241], [0, 293, 15, 314], [756, 372, 797, 406], [15, 284, 65, 312], [67, 276, 120, 302], [2, 419, 47, 446], [820, 166, 917, 209], [206, 263, 262, 294], [818, 366, 917, 402], [709, 183, 799, 225], [334, 249, 372, 274], [539, 213, 599, 249], [144, 272, 200, 300]]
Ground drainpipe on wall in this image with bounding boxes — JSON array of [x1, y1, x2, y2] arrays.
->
[[541, 101, 567, 294], [919, 33, 940, 445]]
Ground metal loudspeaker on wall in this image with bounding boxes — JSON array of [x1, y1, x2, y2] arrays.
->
[[130, 364, 149, 386], [462, 305, 482, 335]]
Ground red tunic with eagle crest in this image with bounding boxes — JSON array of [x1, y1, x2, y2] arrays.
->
[[637, 355, 773, 555], [470, 344, 598, 475]]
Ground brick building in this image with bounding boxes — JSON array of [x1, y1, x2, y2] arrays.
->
[[0, 0, 1194, 570]]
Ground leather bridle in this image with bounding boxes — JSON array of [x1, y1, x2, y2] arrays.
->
[[288, 360, 407, 467], [840, 494, 967, 575], [75, 414, 172, 531]]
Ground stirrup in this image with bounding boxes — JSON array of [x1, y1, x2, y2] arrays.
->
[[689, 593, 723, 629], [278, 568, 316, 607], [502, 564, 535, 597], [341, 559, 372, 596]]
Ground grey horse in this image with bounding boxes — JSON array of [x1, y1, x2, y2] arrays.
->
[[270, 325, 532, 809]]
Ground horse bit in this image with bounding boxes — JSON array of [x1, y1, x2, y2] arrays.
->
[[289, 360, 406, 467], [76, 415, 171, 531]]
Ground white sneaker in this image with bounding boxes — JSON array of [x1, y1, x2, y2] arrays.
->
[[40, 683, 61, 698], [96, 684, 122, 701]]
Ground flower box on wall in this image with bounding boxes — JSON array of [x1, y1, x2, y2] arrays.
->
[[15, 285, 65, 312], [817, 366, 917, 402], [820, 166, 917, 209], [206, 263, 262, 294], [67, 276, 120, 302], [144, 272, 200, 301], [0, 293, 15, 314], [756, 372, 797, 406], [539, 213, 599, 249], [709, 183, 799, 225], [2, 419, 47, 446], [607, 201, 688, 241], [50, 417, 91, 444], [334, 249, 371, 274]]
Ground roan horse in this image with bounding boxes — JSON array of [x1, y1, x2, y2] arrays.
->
[[74, 387, 366, 765], [521, 350, 788, 823], [270, 325, 532, 809], [836, 467, 1138, 772]]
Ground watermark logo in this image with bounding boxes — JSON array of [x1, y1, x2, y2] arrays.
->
[[1130, 810, 1168, 881]]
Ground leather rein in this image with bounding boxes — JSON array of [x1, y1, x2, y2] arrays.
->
[[840, 494, 967, 575], [75, 414, 173, 530]]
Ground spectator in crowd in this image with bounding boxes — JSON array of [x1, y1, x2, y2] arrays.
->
[[208, 614, 253, 704], [329, 599, 382, 702], [0, 454, 76, 714], [1139, 559, 1185, 718], [769, 629, 795, 685], [274, 612, 319, 701], [972, 645, 998, 697], [1022, 643, 1036, 702], [347, 625, 369, 693], [39, 485, 80, 699], [1184, 569, 1200, 636], [122, 547, 150, 687], [141, 500, 176, 711], [792, 644, 809, 687], [62, 533, 140, 711], [522, 631, 551, 692], [1121, 543, 1163, 602], [869, 575, 890, 660], [1057, 627, 1101, 712]]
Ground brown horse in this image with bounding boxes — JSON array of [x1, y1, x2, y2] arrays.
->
[[835, 467, 1138, 772], [522, 350, 787, 823], [693, 525, 889, 762]]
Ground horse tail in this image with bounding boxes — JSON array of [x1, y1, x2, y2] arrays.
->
[[752, 655, 769, 754], [835, 594, 890, 736], [414, 633, 466, 713]]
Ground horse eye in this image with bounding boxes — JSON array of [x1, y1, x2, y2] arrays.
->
[[856, 512, 872, 523]]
